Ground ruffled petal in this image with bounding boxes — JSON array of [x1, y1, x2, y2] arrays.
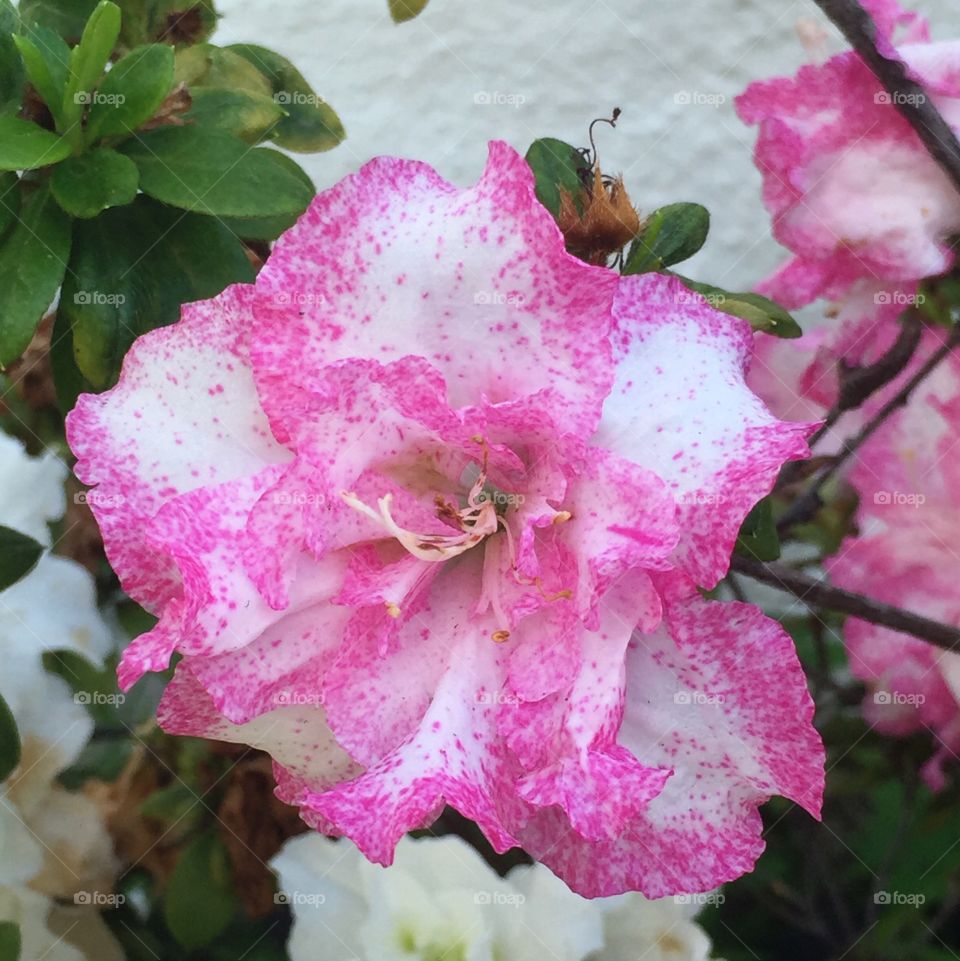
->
[[596, 273, 813, 587]]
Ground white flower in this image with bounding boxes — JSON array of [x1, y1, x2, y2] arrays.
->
[[0, 434, 121, 960], [272, 834, 720, 961]]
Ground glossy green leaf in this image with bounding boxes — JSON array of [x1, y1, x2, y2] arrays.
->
[[120, 126, 313, 216], [623, 202, 710, 274], [140, 783, 199, 823], [51, 147, 138, 216], [226, 44, 345, 152], [735, 497, 781, 562], [85, 43, 174, 142], [0, 185, 71, 366], [61, 196, 254, 387], [13, 27, 71, 126], [388, 0, 429, 22], [165, 833, 239, 951], [675, 276, 803, 338], [0, 172, 19, 240], [219, 150, 314, 240], [0, 920, 20, 961], [0, 692, 21, 784], [524, 137, 585, 218], [62, 0, 121, 132], [0, 525, 44, 592], [0, 116, 72, 170], [0, 1, 25, 115], [50, 304, 91, 412], [17, 0, 98, 42], [174, 43, 272, 94], [185, 87, 285, 144]]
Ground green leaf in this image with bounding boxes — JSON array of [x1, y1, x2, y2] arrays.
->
[[0, 185, 71, 366], [58, 735, 133, 788], [0, 172, 19, 240], [174, 43, 272, 94], [139, 783, 198, 823], [226, 44, 344, 152], [165, 833, 239, 951], [120, 127, 314, 217], [85, 43, 174, 142], [51, 147, 138, 217], [674, 277, 803, 338], [219, 150, 314, 240], [735, 497, 781, 562], [17, 0, 99, 42], [61, 0, 121, 133], [0, 1, 26, 116], [623, 202, 710, 274], [61, 195, 254, 387], [50, 306, 91, 413], [388, 0, 429, 22], [0, 691, 21, 783], [0, 116, 72, 170], [184, 87, 285, 144], [524, 137, 585, 218], [0, 525, 44, 592], [0, 921, 20, 961], [13, 27, 71, 126]]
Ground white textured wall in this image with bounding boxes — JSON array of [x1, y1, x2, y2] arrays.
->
[[215, 0, 956, 289]]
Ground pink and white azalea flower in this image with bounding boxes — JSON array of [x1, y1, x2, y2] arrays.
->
[[735, 0, 960, 309], [824, 353, 960, 790], [68, 142, 823, 897]]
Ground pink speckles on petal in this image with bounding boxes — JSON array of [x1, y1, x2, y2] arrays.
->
[[69, 141, 824, 898]]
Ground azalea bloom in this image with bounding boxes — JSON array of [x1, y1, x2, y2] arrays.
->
[[736, 0, 960, 308], [0, 434, 121, 961], [68, 142, 823, 897], [823, 354, 960, 790], [271, 833, 720, 961]]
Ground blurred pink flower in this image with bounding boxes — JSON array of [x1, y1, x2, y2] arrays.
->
[[68, 143, 822, 897], [825, 349, 960, 790], [736, 0, 960, 308]]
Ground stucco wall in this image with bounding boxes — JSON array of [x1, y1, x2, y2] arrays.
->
[[215, 0, 955, 289]]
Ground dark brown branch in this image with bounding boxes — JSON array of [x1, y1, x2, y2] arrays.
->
[[778, 324, 960, 530], [813, 0, 960, 194], [731, 555, 960, 652]]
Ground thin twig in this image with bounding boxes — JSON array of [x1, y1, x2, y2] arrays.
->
[[813, 0, 960, 194], [731, 555, 960, 652], [778, 326, 960, 531]]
